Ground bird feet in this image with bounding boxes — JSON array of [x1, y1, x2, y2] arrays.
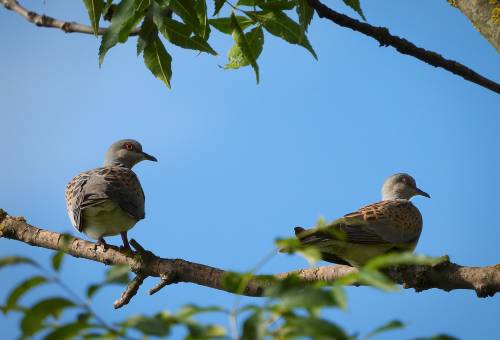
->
[[96, 237, 109, 252]]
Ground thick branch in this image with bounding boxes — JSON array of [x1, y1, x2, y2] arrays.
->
[[1, 210, 499, 309], [307, 0, 500, 95], [1, 0, 139, 36]]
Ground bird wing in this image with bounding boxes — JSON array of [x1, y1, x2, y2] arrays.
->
[[65, 167, 145, 232], [296, 200, 422, 247]]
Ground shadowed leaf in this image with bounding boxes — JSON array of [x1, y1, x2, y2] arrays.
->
[[342, 0, 366, 20], [209, 16, 254, 34], [4, 276, 48, 313], [21, 297, 75, 336], [367, 320, 405, 338], [0, 256, 38, 269]]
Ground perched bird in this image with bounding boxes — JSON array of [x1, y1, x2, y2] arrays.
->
[[65, 139, 157, 249], [292, 173, 430, 267]]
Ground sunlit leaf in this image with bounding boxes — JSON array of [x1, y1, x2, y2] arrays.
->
[[226, 25, 264, 70], [227, 12, 260, 83], [83, 0, 105, 36], [209, 16, 254, 34], [331, 284, 347, 310], [21, 297, 76, 336], [222, 271, 254, 293], [245, 10, 317, 59], [342, 0, 366, 20], [366, 320, 405, 339], [358, 268, 398, 292], [4, 276, 48, 313], [365, 252, 445, 270]]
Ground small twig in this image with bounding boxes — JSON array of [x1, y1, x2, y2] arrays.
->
[[306, 0, 500, 95], [114, 274, 147, 309], [149, 273, 179, 295], [1, 0, 140, 36]]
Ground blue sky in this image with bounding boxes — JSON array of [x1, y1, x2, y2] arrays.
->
[[1, 0, 499, 339]]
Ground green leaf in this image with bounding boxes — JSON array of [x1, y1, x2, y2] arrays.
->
[[358, 268, 398, 292], [209, 16, 254, 34], [51, 251, 65, 272], [137, 10, 156, 56], [241, 311, 264, 340], [366, 320, 405, 339], [86, 283, 102, 299], [21, 297, 76, 336], [195, 0, 210, 40], [213, 0, 225, 16], [226, 14, 262, 83], [415, 335, 460, 340], [281, 315, 348, 339], [0, 256, 38, 269], [185, 322, 226, 339], [266, 276, 340, 309], [245, 10, 317, 59], [331, 284, 347, 310], [222, 271, 254, 293], [4, 276, 48, 313], [342, 0, 366, 20], [121, 314, 175, 336], [105, 264, 130, 284], [43, 320, 91, 340], [275, 237, 322, 265], [296, 0, 313, 33], [237, 0, 264, 5], [365, 252, 446, 270], [156, 17, 217, 55], [99, 0, 150, 65], [83, 0, 105, 36], [143, 35, 173, 88], [259, 0, 296, 10], [168, 0, 201, 35], [176, 304, 226, 320]]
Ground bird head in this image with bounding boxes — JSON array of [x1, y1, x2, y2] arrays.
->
[[381, 173, 430, 201], [104, 139, 157, 168]]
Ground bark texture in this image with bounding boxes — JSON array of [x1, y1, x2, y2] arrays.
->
[[1, 209, 499, 309], [450, 0, 500, 52]]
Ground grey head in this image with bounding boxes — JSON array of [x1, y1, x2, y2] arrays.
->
[[381, 173, 430, 201], [103, 139, 157, 169]]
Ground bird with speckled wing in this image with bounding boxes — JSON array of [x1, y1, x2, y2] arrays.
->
[[291, 173, 430, 267], [65, 139, 157, 250]]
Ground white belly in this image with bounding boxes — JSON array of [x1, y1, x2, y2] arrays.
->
[[82, 200, 138, 239]]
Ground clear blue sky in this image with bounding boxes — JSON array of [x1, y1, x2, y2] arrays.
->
[[1, 1, 499, 339]]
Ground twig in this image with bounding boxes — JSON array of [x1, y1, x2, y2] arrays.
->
[[307, 0, 500, 95], [114, 274, 147, 309], [1, 0, 140, 36]]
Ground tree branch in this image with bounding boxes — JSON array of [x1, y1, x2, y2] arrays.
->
[[1, 209, 499, 309], [0, 0, 140, 36], [307, 0, 500, 95]]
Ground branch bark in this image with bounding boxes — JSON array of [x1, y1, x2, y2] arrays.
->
[[1, 209, 499, 309], [307, 0, 500, 95], [450, 0, 500, 52], [0, 0, 140, 36]]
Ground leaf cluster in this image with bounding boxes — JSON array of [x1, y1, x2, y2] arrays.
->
[[82, 0, 367, 88]]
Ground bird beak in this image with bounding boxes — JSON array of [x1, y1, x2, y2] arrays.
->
[[416, 187, 430, 198], [141, 152, 158, 162]]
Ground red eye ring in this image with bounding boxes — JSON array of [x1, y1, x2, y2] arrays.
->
[[124, 143, 134, 151]]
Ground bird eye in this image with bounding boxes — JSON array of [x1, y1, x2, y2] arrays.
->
[[124, 143, 135, 151]]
